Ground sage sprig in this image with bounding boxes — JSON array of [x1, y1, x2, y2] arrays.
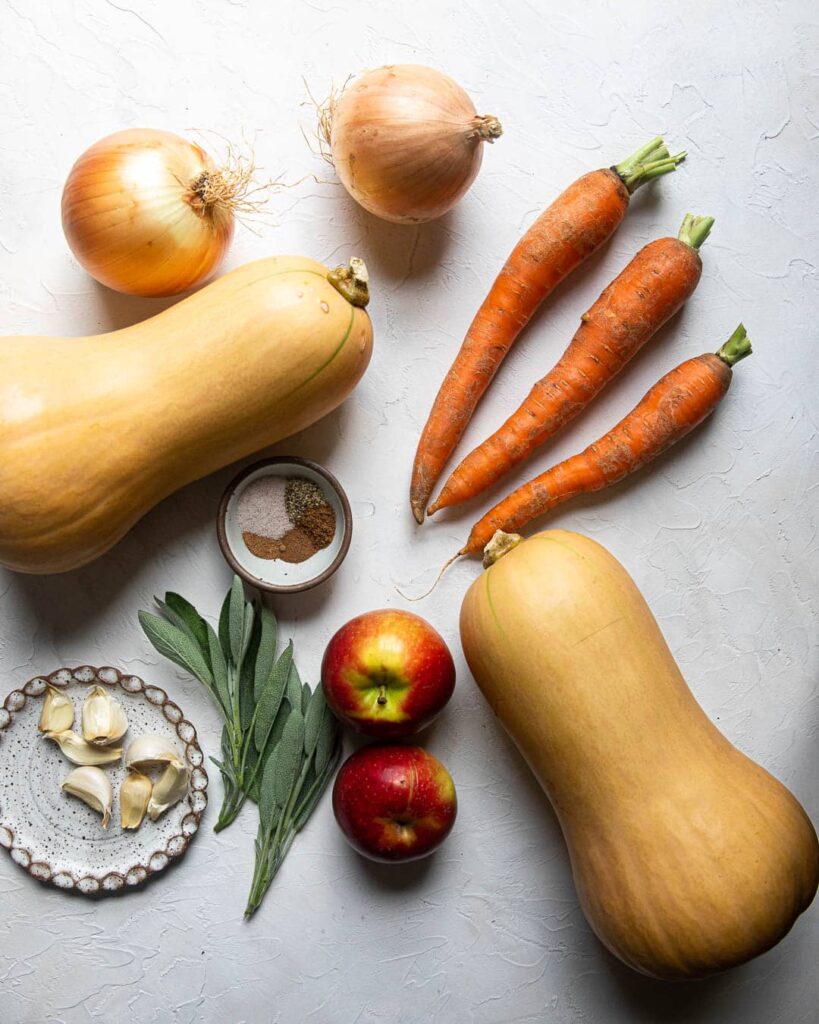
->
[[246, 681, 341, 916], [137, 576, 342, 904]]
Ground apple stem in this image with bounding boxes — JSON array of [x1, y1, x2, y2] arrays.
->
[[377, 685, 388, 706]]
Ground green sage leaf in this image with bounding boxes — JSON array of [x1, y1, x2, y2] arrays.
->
[[139, 611, 214, 688], [315, 699, 340, 776], [218, 589, 232, 664], [240, 613, 261, 731], [206, 622, 231, 716], [228, 576, 247, 664], [259, 739, 283, 831], [254, 603, 278, 703], [162, 592, 210, 653], [303, 684, 326, 756], [286, 659, 302, 711], [254, 643, 293, 754], [274, 709, 305, 808], [292, 735, 342, 832]]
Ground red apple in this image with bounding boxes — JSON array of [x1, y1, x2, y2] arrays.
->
[[321, 609, 455, 738], [333, 744, 457, 862]]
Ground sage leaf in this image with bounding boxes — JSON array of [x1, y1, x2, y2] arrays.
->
[[259, 739, 283, 830], [228, 576, 247, 664], [205, 622, 231, 717], [303, 684, 326, 756], [292, 735, 342, 832], [302, 682, 312, 714], [274, 709, 305, 808], [254, 643, 293, 754], [240, 613, 261, 731], [254, 604, 278, 703], [286, 659, 302, 711], [315, 699, 340, 776], [139, 611, 214, 687], [218, 590, 231, 664], [162, 592, 210, 654]]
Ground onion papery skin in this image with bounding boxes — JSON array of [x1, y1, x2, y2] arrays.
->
[[329, 65, 501, 224], [61, 128, 235, 297]]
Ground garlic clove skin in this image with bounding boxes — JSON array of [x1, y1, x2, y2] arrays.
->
[[45, 730, 123, 766], [61, 766, 113, 828], [125, 734, 185, 771], [39, 684, 75, 734], [147, 761, 190, 821], [81, 685, 129, 746], [120, 769, 153, 830]]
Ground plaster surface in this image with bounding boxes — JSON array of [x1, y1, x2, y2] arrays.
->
[[0, 1, 817, 1021]]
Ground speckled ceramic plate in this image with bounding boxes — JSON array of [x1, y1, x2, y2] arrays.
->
[[0, 666, 208, 895]]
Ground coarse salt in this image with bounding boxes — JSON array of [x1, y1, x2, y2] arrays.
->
[[236, 476, 291, 539]]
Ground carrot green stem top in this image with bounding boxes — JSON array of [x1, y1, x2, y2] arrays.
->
[[678, 213, 715, 250], [717, 324, 752, 367], [613, 136, 687, 193]]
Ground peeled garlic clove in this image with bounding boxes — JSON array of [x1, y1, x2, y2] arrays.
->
[[39, 684, 75, 734], [45, 729, 123, 766], [125, 733, 184, 771], [147, 761, 190, 821], [81, 685, 128, 746], [61, 766, 112, 828], [120, 769, 153, 830]]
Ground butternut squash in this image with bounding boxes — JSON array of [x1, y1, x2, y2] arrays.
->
[[460, 529, 819, 979], [0, 256, 373, 573]]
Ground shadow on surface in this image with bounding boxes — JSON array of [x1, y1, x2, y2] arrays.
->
[[7, 403, 349, 638]]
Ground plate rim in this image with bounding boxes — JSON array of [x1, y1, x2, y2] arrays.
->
[[0, 665, 208, 896]]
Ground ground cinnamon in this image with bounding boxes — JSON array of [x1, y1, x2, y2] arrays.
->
[[243, 527, 316, 564]]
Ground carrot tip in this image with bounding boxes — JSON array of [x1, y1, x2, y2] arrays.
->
[[395, 551, 462, 601]]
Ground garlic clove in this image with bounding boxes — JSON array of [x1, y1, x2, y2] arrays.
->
[[45, 729, 123, 766], [147, 761, 190, 821], [125, 734, 185, 771], [120, 769, 153, 830], [39, 684, 75, 734], [81, 685, 128, 746], [61, 766, 113, 828]]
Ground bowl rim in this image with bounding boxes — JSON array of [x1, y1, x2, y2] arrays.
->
[[216, 456, 353, 594]]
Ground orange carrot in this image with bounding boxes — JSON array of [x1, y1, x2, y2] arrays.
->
[[460, 325, 752, 557], [428, 213, 713, 516], [409, 136, 686, 524]]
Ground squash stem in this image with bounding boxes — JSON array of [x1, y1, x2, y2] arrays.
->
[[717, 324, 752, 367], [328, 257, 370, 308], [483, 530, 523, 567]]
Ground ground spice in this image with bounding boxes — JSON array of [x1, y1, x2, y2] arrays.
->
[[277, 526, 316, 563], [299, 503, 336, 548], [238, 473, 338, 564], [243, 531, 285, 560], [285, 478, 326, 522]]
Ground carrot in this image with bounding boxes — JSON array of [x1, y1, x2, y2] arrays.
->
[[460, 324, 752, 557], [427, 213, 713, 516], [409, 136, 686, 524]]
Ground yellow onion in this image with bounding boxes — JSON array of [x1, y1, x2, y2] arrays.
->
[[61, 128, 264, 297], [322, 64, 502, 224]]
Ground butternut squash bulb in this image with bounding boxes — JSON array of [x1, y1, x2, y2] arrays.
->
[[460, 529, 819, 979], [0, 256, 373, 573]]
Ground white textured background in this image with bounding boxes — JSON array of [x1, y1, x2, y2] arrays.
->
[[1, 1, 817, 1021]]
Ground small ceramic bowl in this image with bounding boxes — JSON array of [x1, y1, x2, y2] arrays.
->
[[217, 457, 352, 594]]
